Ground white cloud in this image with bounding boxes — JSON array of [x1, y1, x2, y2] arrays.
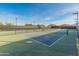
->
[[0, 13, 28, 25], [1, 4, 79, 25], [53, 15, 75, 25], [59, 4, 79, 16], [44, 17, 53, 21], [52, 4, 79, 25]]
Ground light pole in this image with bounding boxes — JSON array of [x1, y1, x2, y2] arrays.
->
[[73, 12, 79, 40], [73, 12, 79, 56], [15, 17, 17, 34]]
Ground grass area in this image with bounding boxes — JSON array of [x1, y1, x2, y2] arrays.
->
[[0, 29, 59, 47], [0, 29, 57, 36], [0, 29, 77, 56], [0, 33, 26, 46]]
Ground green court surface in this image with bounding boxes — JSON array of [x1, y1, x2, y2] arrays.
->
[[0, 29, 78, 56]]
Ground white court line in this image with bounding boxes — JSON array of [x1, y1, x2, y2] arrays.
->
[[31, 35, 66, 47], [28, 30, 62, 47], [31, 38, 49, 47], [49, 35, 66, 47]]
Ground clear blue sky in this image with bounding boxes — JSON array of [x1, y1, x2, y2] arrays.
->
[[0, 3, 79, 25]]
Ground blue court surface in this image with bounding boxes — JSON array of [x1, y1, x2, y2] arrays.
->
[[31, 30, 66, 47], [0, 29, 77, 56]]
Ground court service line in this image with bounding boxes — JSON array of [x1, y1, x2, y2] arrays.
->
[[49, 35, 66, 47], [31, 38, 49, 47], [31, 34, 66, 47]]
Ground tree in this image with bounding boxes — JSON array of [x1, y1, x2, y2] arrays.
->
[[37, 24, 41, 29], [0, 22, 3, 27], [0, 22, 4, 31], [5, 22, 14, 30], [25, 24, 34, 29], [48, 24, 56, 28]]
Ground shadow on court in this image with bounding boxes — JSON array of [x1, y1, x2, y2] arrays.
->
[[0, 29, 77, 56]]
